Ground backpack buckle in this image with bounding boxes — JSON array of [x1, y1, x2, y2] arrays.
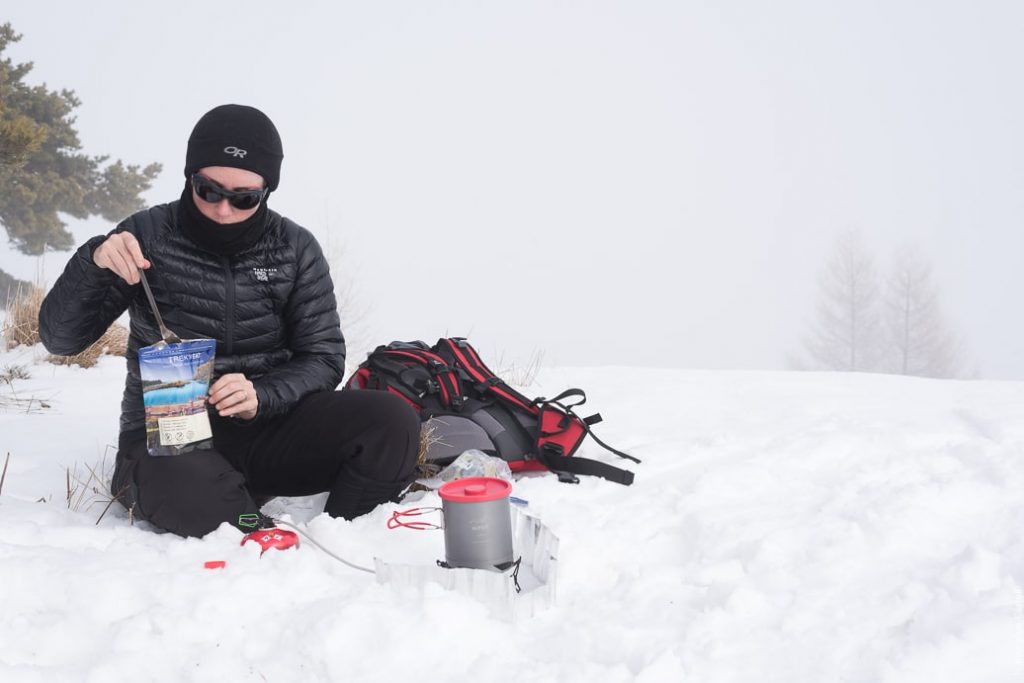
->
[[555, 470, 580, 484], [539, 442, 564, 461], [538, 444, 579, 484], [475, 377, 503, 394]]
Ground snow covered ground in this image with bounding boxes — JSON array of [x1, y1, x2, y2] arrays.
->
[[1, 343, 1023, 682]]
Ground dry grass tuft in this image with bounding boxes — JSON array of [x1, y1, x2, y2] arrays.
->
[[494, 348, 545, 388], [412, 419, 445, 480], [1, 364, 31, 383], [2, 283, 128, 368], [418, 419, 437, 466], [2, 284, 44, 349], [0, 362, 50, 413], [47, 323, 129, 369]]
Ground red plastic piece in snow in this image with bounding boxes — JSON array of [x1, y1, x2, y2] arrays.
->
[[203, 560, 227, 569], [241, 528, 300, 554]]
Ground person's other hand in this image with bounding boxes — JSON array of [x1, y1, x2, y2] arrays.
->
[[209, 373, 258, 420], [93, 232, 151, 284]]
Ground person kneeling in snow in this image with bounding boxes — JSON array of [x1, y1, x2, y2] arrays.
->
[[39, 104, 420, 541]]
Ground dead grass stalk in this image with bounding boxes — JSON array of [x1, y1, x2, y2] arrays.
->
[[0, 452, 9, 495], [65, 450, 130, 525]]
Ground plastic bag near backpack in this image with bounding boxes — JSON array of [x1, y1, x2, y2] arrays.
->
[[344, 337, 639, 485]]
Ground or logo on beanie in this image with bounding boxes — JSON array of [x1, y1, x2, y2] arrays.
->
[[224, 146, 248, 158]]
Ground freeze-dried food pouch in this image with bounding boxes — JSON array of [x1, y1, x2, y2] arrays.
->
[[139, 339, 216, 456]]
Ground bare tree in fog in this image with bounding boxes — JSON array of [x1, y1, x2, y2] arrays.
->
[[801, 231, 883, 372], [883, 247, 965, 378], [320, 205, 371, 372]]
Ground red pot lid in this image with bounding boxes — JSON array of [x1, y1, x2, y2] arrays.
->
[[439, 476, 512, 503]]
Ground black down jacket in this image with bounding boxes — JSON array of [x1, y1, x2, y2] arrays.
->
[[39, 201, 346, 435]]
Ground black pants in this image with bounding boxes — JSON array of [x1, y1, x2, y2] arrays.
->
[[112, 390, 421, 538]]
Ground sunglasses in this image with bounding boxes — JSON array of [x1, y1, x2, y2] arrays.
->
[[191, 174, 267, 210]]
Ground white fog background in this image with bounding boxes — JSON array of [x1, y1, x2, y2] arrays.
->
[[3, 1, 1022, 378]]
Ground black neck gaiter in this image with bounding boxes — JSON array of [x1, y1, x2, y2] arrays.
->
[[179, 183, 269, 256]]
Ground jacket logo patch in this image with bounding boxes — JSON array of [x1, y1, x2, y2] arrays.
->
[[252, 267, 278, 282]]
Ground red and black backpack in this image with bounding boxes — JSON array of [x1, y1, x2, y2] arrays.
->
[[344, 337, 639, 485]]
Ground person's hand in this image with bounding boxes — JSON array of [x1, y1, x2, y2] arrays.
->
[[209, 373, 259, 420], [93, 232, 150, 284]]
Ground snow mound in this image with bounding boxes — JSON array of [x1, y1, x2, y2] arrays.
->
[[1, 348, 1023, 682]]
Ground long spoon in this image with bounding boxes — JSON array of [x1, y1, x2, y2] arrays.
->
[[137, 268, 182, 344]]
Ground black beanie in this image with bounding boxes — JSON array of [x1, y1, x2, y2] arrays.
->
[[184, 104, 284, 191]]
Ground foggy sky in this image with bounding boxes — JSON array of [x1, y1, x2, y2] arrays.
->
[[4, 1, 1023, 378]]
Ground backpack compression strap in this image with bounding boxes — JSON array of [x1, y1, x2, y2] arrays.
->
[[536, 443, 635, 486], [537, 389, 642, 465], [370, 349, 464, 410]]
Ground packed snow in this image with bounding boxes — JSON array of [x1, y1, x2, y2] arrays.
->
[[1, 343, 1023, 682]]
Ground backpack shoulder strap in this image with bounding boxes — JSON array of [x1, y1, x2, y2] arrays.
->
[[435, 337, 536, 413]]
